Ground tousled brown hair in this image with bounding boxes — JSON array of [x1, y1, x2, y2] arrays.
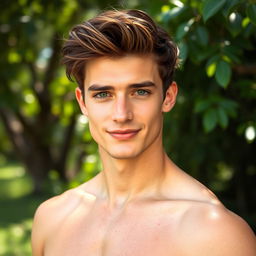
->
[[62, 9, 178, 96]]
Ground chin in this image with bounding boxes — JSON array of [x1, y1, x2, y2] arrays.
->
[[108, 151, 140, 160], [101, 145, 142, 160]]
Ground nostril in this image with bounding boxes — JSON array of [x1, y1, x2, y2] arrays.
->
[[112, 111, 133, 122], [112, 109, 133, 122], [112, 98, 133, 122]]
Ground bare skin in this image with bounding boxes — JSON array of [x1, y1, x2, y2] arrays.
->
[[31, 55, 256, 256]]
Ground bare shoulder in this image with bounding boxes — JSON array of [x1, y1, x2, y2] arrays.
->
[[31, 176, 99, 255], [166, 168, 256, 255], [179, 200, 256, 256]]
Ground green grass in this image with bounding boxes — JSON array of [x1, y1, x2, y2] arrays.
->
[[0, 164, 49, 256], [0, 219, 32, 256]]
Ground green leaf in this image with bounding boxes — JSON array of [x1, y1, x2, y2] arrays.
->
[[203, 108, 218, 132], [206, 55, 219, 77], [222, 0, 241, 17], [63, 101, 75, 117], [215, 60, 231, 88], [206, 62, 217, 77], [242, 17, 250, 28], [227, 12, 242, 37], [217, 107, 228, 128], [176, 19, 194, 41], [188, 42, 217, 63], [195, 26, 209, 46], [194, 100, 210, 113], [219, 99, 238, 117], [243, 23, 255, 37], [176, 23, 188, 41], [202, 0, 226, 22], [178, 41, 188, 63], [161, 6, 188, 23], [223, 45, 241, 63], [8, 50, 21, 63], [246, 4, 256, 26]]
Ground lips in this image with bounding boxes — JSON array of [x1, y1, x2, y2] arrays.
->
[[107, 129, 140, 140]]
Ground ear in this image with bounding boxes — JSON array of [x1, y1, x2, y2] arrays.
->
[[162, 82, 178, 112], [75, 87, 88, 116]]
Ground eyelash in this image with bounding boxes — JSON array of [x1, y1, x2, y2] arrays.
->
[[92, 89, 151, 99], [93, 91, 111, 99], [134, 89, 151, 96]]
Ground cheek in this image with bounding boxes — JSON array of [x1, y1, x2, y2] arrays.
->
[[87, 118, 104, 144], [139, 98, 162, 120], [86, 103, 108, 122], [86, 106, 106, 138]]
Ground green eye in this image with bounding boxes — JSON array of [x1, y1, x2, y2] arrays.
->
[[136, 89, 149, 96], [94, 92, 110, 98]]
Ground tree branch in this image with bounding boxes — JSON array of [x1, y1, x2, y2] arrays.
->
[[233, 64, 256, 75], [55, 112, 78, 179], [0, 107, 30, 159], [43, 33, 62, 89], [26, 61, 45, 104]]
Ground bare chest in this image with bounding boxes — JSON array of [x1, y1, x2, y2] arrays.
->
[[44, 203, 184, 256]]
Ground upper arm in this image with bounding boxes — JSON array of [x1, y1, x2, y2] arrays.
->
[[204, 213, 256, 256], [182, 206, 256, 256], [31, 201, 49, 256], [31, 189, 85, 255], [31, 195, 63, 256]]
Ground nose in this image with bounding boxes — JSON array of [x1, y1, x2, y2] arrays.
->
[[112, 95, 133, 123]]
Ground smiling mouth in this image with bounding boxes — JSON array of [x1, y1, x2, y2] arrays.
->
[[107, 129, 140, 140]]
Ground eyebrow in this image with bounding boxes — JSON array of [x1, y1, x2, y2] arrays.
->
[[87, 81, 156, 92]]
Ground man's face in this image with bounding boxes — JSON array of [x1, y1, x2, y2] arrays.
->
[[76, 55, 177, 160]]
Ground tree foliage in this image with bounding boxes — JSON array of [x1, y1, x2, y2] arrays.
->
[[0, 0, 255, 226], [0, 0, 101, 192], [160, 0, 256, 223]]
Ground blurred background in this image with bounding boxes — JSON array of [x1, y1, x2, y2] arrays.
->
[[0, 0, 255, 254]]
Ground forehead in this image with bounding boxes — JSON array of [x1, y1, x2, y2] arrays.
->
[[84, 54, 161, 88]]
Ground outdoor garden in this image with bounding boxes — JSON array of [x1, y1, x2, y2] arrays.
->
[[0, 0, 256, 254]]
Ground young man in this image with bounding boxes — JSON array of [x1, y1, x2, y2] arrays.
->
[[31, 9, 256, 256]]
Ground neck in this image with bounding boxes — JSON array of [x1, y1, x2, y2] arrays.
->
[[98, 139, 170, 208]]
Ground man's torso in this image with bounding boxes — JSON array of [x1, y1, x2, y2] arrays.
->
[[43, 190, 217, 256]]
